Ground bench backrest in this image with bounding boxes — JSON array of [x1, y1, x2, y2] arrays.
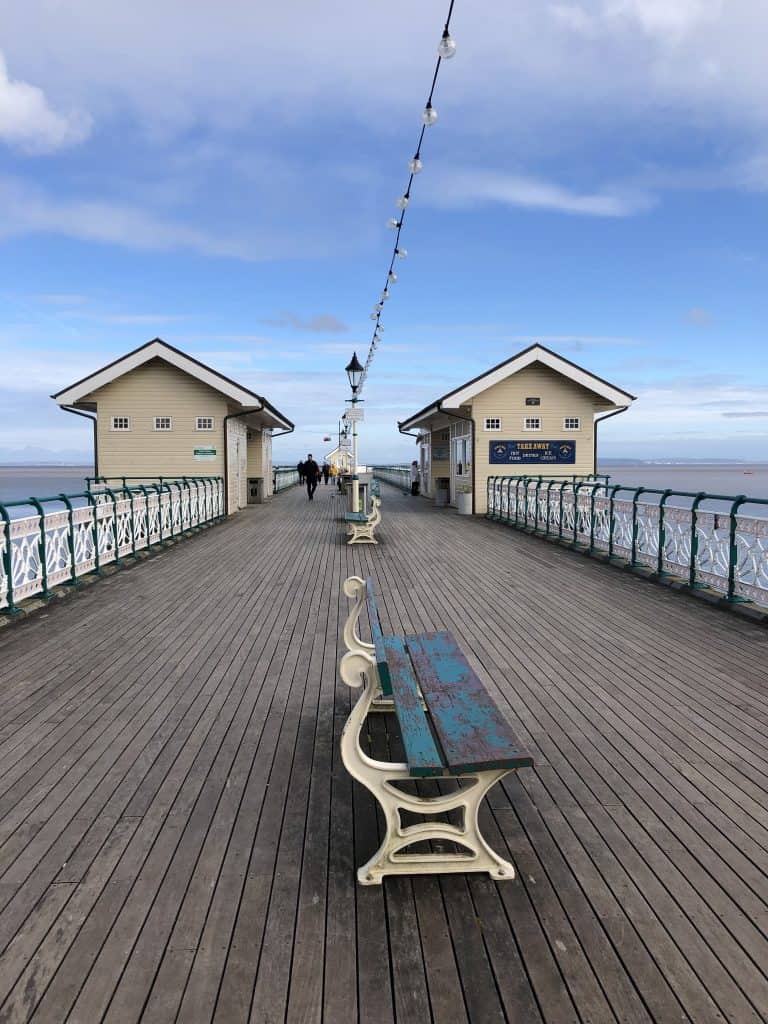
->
[[365, 578, 393, 697]]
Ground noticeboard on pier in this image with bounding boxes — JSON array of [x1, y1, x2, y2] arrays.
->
[[489, 440, 576, 465]]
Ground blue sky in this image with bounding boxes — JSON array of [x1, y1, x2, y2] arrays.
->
[[0, 0, 766, 465]]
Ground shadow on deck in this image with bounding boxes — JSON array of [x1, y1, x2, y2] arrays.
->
[[0, 481, 766, 1023]]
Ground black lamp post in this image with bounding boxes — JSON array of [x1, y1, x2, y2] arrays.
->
[[345, 352, 364, 510]]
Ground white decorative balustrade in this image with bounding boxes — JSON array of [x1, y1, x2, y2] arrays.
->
[[273, 467, 300, 492], [487, 476, 768, 608], [1, 478, 224, 614]]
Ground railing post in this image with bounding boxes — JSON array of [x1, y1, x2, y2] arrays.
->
[[689, 493, 706, 589], [0, 504, 21, 615], [588, 482, 599, 553], [103, 487, 123, 566], [27, 497, 51, 599], [630, 488, 646, 567], [656, 490, 673, 576], [726, 496, 749, 603], [607, 484, 621, 559], [86, 490, 103, 576], [533, 477, 542, 532], [58, 493, 79, 585], [572, 481, 584, 546], [544, 480, 555, 537]]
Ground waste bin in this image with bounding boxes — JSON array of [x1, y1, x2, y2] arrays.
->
[[247, 477, 263, 504], [434, 477, 449, 507]]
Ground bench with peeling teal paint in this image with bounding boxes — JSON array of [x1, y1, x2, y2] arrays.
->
[[365, 578, 533, 778]]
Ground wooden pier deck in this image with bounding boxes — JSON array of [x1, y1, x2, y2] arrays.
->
[[0, 481, 767, 1023]]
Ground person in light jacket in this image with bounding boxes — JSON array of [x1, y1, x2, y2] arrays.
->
[[409, 460, 420, 496]]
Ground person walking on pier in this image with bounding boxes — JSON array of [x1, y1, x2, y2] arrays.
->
[[297, 460, 305, 484], [322, 462, 330, 485], [410, 460, 420, 496], [305, 454, 320, 500]]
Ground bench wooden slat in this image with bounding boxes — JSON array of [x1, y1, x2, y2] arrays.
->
[[366, 579, 392, 697], [406, 632, 534, 774], [344, 512, 368, 522], [380, 636, 445, 777]]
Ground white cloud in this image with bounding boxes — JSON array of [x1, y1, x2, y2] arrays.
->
[[0, 176, 274, 259], [427, 169, 652, 218], [0, 51, 90, 153]]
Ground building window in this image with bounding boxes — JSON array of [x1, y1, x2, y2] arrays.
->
[[196, 416, 214, 431], [154, 416, 172, 431], [484, 417, 502, 431], [563, 417, 581, 430], [453, 437, 471, 476], [111, 416, 130, 431], [523, 417, 541, 431], [525, 397, 541, 406]]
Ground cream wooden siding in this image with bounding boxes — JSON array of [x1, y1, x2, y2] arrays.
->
[[470, 364, 613, 514], [429, 427, 450, 495], [245, 428, 274, 497], [82, 359, 230, 480], [227, 418, 248, 513]]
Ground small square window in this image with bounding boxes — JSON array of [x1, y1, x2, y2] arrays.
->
[[154, 416, 172, 431], [563, 417, 581, 430], [523, 417, 541, 431], [525, 397, 541, 406], [111, 416, 130, 431], [484, 417, 502, 431], [196, 416, 214, 431]]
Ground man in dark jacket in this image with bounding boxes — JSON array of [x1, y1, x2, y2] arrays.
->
[[297, 460, 305, 483], [304, 454, 320, 500]]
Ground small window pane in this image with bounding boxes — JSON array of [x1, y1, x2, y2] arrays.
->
[[111, 416, 130, 431], [154, 416, 172, 431], [523, 417, 541, 430], [196, 416, 214, 430], [564, 417, 581, 430], [484, 417, 501, 431]]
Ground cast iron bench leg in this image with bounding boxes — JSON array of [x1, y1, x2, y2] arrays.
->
[[339, 648, 516, 885]]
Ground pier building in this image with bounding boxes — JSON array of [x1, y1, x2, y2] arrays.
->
[[324, 445, 353, 474], [52, 338, 293, 514], [399, 343, 635, 513]]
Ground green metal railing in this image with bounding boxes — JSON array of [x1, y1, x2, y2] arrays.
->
[[486, 474, 768, 608], [1, 477, 224, 615], [372, 465, 410, 492], [273, 467, 300, 492]]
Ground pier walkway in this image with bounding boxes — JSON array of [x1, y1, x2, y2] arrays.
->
[[0, 482, 767, 1023]]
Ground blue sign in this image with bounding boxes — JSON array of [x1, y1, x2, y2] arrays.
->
[[490, 440, 576, 465]]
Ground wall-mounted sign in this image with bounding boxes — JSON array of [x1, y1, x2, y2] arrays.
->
[[194, 447, 217, 461], [432, 445, 449, 461], [489, 440, 576, 465], [345, 407, 364, 421]]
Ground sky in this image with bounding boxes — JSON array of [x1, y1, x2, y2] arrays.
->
[[0, 0, 766, 466]]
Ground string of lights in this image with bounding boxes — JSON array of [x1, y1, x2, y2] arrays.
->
[[356, 0, 457, 395]]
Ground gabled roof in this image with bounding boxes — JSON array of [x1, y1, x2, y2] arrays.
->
[[52, 338, 293, 430], [399, 343, 635, 431]]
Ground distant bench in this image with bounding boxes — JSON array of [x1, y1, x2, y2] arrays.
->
[[339, 575, 533, 885], [343, 482, 381, 545]]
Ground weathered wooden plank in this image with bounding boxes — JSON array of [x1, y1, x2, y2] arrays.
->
[[380, 636, 444, 777], [406, 631, 534, 774]]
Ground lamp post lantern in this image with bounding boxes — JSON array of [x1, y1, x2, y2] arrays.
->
[[345, 352, 364, 513]]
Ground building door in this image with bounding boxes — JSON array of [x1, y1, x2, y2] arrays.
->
[[450, 421, 472, 507]]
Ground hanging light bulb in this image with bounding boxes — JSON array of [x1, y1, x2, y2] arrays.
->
[[388, 271, 397, 284], [422, 102, 438, 126], [375, 302, 383, 312], [395, 194, 409, 210], [395, 247, 408, 259], [386, 217, 401, 230], [438, 28, 456, 59], [370, 312, 378, 320], [381, 289, 390, 301], [408, 156, 423, 174]]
